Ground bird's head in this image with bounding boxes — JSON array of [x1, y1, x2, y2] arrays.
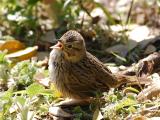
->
[[50, 30, 86, 62]]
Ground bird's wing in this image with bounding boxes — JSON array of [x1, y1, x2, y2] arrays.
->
[[85, 52, 148, 88], [67, 52, 118, 98], [85, 52, 119, 88]]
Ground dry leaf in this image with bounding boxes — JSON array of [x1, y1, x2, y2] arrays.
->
[[34, 72, 50, 87], [137, 52, 160, 77], [92, 108, 103, 120], [120, 52, 160, 77], [0, 40, 25, 53], [131, 115, 149, 120], [137, 73, 160, 101], [6, 46, 38, 61], [150, 117, 160, 120], [137, 61, 154, 77]]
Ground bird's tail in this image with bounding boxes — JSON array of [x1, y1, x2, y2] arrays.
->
[[112, 73, 152, 88]]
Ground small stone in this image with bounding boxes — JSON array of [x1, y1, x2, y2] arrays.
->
[[107, 66, 119, 73], [106, 44, 129, 57], [150, 117, 160, 120], [119, 65, 126, 70], [129, 26, 150, 42], [49, 106, 72, 118]]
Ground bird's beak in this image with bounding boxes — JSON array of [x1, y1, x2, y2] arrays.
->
[[50, 41, 63, 49]]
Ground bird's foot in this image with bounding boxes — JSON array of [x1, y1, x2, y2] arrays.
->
[[54, 98, 91, 106]]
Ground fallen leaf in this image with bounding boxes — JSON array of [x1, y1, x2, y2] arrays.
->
[[6, 46, 38, 61], [131, 115, 149, 120], [123, 87, 139, 94], [150, 117, 160, 120], [137, 61, 154, 77], [115, 98, 137, 111], [0, 40, 25, 53], [137, 52, 160, 77], [137, 73, 160, 101], [34, 72, 50, 87]]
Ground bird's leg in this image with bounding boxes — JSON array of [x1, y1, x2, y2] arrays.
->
[[54, 98, 91, 106]]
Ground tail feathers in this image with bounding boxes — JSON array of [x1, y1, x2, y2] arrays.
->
[[113, 74, 152, 88]]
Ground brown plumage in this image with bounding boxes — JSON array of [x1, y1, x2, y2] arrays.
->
[[49, 30, 147, 99]]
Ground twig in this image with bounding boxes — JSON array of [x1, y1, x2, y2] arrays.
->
[[78, 0, 92, 18], [126, 0, 134, 25], [80, 12, 85, 28]]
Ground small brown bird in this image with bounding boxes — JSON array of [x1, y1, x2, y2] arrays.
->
[[49, 30, 147, 101]]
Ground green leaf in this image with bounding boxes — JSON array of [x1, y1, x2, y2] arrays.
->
[[73, 106, 83, 113], [115, 98, 137, 111], [14, 88, 53, 96], [0, 87, 13, 100], [111, 52, 127, 62], [0, 52, 5, 63], [0, 87, 14, 117], [128, 106, 136, 113], [15, 96, 26, 106], [11, 61, 37, 86], [40, 89, 54, 96], [28, 0, 39, 5], [109, 94, 117, 102], [3, 101, 12, 116], [26, 83, 45, 97], [63, 0, 72, 8], [0, 112, 3, 120], [14, 90, 26, 95], [72, 106, 83, 119], [124, 87, 139, 94]]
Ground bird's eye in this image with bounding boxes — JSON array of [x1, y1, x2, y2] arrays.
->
[[67, 45, 72, 48]]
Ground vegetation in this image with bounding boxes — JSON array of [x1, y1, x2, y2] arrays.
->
[[0, 0, 160, 119]]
